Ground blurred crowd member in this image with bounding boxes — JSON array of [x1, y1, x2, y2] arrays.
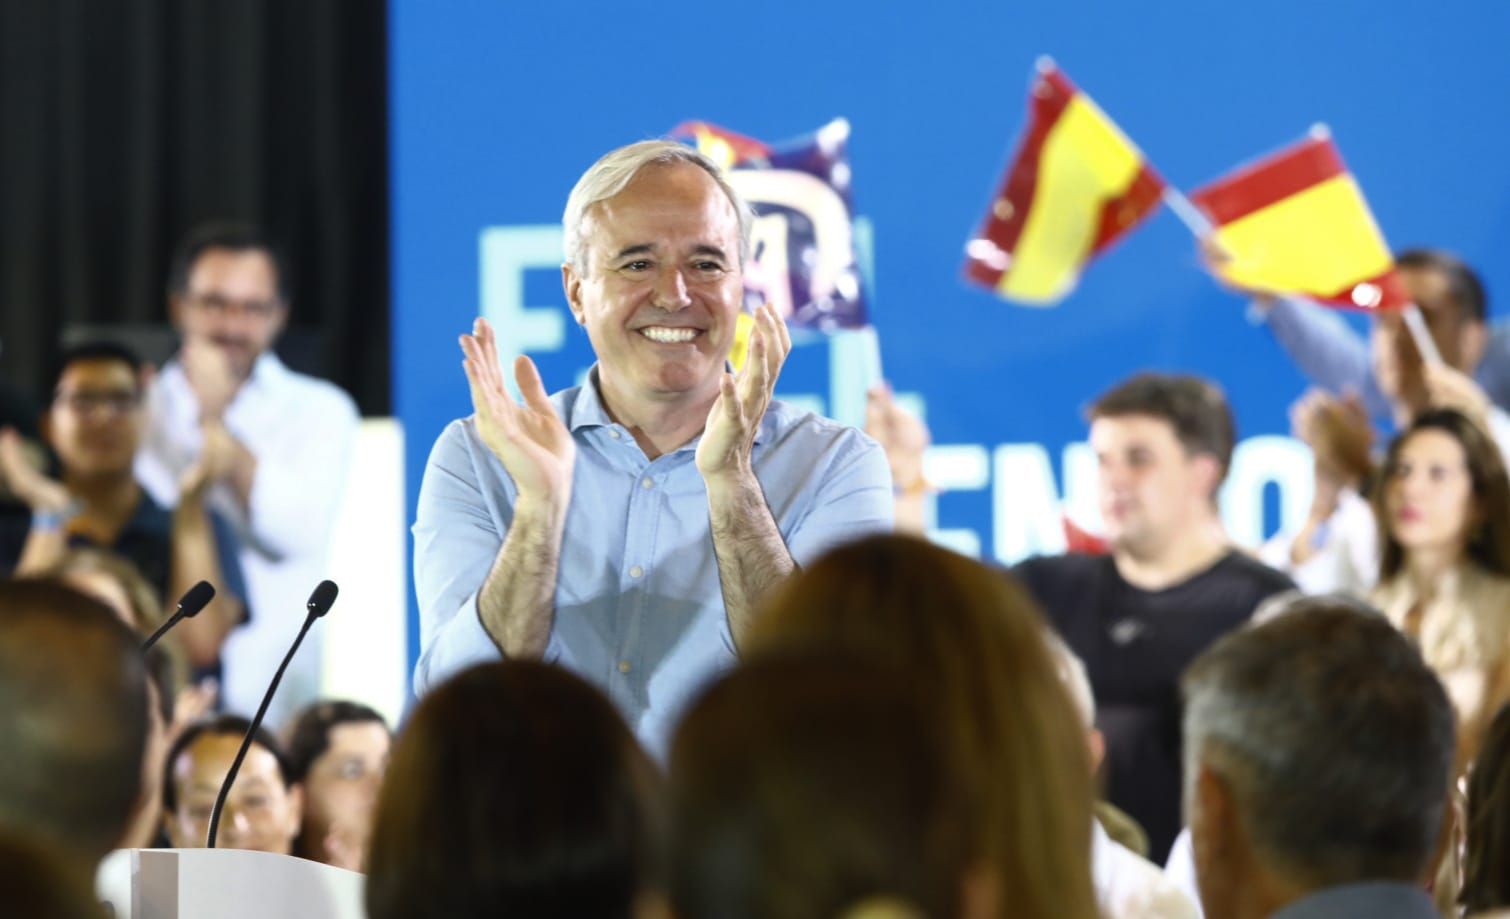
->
[[1014, 373, 1293, 860], [0, 581, 149, 878], [1463, 704, 1510, 917], [137, 222, 358, 725], [161, 714, 302, 855], [1045, 632, 1198, 918], [0, 830, 108, 919], [0, 342, 248, 675], [864, 382, 931, 534], [745, 533, 1097, 919], [1183, 599, 1455, 918], [412, 140, 890, 757], [1244, 247, 1510, 419], [366, 660, 665, 919], [284, 700, 391, 870], [668, 654, 984, 919], [40, 548, 220, 739], [1371, 409, 1510, 770], [1258, 389, 1378, 594]]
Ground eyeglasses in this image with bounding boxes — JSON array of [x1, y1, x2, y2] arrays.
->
[[185, 292, 283, 319], [53, 390, 141, 415]]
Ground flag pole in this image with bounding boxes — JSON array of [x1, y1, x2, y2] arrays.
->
[[1161, 186, 1216, 239], [1400, 303, 1444, 365]]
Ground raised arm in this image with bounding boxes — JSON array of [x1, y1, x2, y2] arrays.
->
[[461, 318, 577, 659], [696, 305, 797, 648]]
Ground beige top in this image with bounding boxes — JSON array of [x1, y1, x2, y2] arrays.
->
[[1372, 563, 1510, 768]]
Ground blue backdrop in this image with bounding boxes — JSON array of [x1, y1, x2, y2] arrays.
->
[[390, 0, 1510, 671]]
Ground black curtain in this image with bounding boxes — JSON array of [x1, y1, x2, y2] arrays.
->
[[0, 0, 389, 419]]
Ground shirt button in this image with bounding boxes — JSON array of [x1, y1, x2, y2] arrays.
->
[[629, 565, 644, 578], [618, 660, 631, 673], [640, 477, 654, 489], [609, 430, 621, 439]]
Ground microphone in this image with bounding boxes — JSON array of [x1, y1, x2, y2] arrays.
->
[[140, 580, 216, 652], [206, 580, 338, 848]]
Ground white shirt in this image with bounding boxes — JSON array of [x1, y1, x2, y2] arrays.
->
[[137, 352, 358, 726], [1258, 488, 1378, 597], [1094, 820, 1200, 919], [1162, 827, 1204, 918]]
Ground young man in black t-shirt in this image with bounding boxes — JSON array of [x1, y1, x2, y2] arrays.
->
[[1014, 373, 1293, 862]]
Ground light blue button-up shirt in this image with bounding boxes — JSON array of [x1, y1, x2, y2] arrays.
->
[[412, 368, 893, 754]]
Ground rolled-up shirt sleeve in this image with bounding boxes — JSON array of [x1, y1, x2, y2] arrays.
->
[[785, 430, 894, 567], [412, 418, 511, 692]]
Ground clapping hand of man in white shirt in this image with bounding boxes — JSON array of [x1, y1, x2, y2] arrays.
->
[[181, 336, 239, 422]]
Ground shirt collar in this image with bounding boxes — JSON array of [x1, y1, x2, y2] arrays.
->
[[1269, 882, 1436, 919], [567, 365, 773, 446]]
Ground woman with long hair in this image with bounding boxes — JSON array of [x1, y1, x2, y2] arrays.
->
[[1372, 409, 1510, 769], [743, 533, 1098, 919], [365, 660, 666, 919]]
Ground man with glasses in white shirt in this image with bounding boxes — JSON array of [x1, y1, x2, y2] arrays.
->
[[137, 222, 358, 725]]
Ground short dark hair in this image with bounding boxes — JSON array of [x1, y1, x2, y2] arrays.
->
[[1463, 703, 1510, 912], [669, 653, 971, 919], [1376, 409, 1510, 581], [161, 714, 293, 815], [1397, 248, 1488, 323], [166, 221, 291, 304], [47, 341, 144, 398], [0, 580, 149, 866], [284, 700, 389, 784], [366, 661, 662, 919], [1089, 372, 1237, 483], [1182, 601, 1455, 887]]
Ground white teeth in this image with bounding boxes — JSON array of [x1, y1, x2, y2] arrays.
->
[[640, 327, 698, 343]]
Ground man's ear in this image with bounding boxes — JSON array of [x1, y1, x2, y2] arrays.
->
[[1190, 453, 1223, 504], [561, 263, 587, 326], [1459, 319, 1489, 374], [1088, 727, 1107, 777], [168, 294, 186, 330]]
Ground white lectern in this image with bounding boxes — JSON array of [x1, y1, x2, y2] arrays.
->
[[113, 848, 364, 919]]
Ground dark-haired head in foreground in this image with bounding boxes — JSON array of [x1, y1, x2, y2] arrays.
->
[[365, 660, 664, 919], [1182, 600, 1455, 918], [0, 580, 148, 875], [161, 713, 301, 854], [284, 699, 390, 870], [669, 652, 979, 919], [744, 533, 1097, 919]]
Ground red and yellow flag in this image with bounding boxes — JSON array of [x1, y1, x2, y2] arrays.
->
[[963, 61, 1166, 306], [1189, 131, 1407, 311]]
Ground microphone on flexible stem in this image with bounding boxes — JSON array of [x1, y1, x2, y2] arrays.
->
[[206, 579, 339, 849], [141, 581, 216, 652]]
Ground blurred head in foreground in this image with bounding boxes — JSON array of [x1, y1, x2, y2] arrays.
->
[[366, 660, 664, 919], [0, 580, 148, 874], [669, 652, 978, 919], [1182, 599, 1455, 917], [744, 533, 1097, 919]]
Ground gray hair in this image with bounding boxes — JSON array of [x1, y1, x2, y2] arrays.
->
[[561, 139, 755, 274], [1181, 602, 1454, 887]]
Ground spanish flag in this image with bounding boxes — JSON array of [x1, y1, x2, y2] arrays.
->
[[964, 60, 1166, 306], [1189, 130, 1407, 311]]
